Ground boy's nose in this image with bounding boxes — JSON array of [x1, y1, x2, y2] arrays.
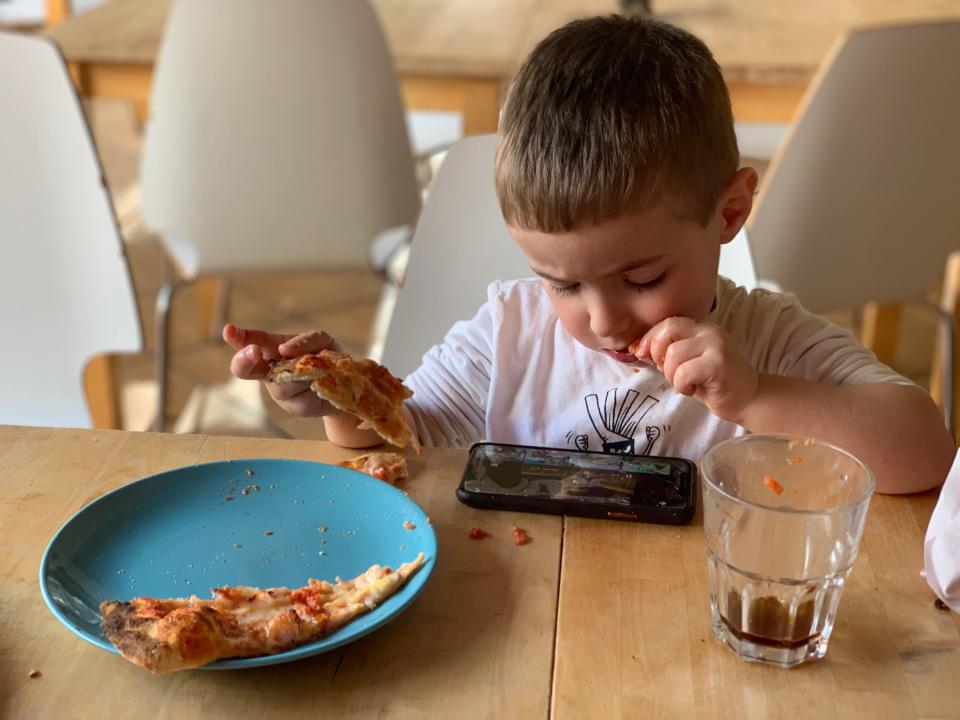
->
[[588, 301, 631, 342]]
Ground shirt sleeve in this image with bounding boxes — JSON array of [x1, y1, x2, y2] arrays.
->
[[722, 285, 915, 387], [402, 286, 498, 447]]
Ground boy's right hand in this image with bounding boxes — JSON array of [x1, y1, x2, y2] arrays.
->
[[223, 323, 343, 418]]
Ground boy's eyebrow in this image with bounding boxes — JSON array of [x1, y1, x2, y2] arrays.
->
[[530, 255, 666, 283]]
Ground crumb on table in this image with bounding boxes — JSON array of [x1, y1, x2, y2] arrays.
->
[[28, 669, 41, 679], [511, 526, 530, 545], [403, 521, 416, 531]]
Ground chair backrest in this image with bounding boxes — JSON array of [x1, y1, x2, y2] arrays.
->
[[748, 21, 960, 314], [381, 133, 758, 377], [140, 0, 420, 275], [0, 31, 141, 427]]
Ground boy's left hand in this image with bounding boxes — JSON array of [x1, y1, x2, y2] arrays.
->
[[631, 317, 759, 424]]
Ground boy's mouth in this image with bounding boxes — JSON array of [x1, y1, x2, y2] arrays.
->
[[602, 347, 639, 364]]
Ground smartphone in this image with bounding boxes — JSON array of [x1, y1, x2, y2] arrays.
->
[[457, 441, 697, 525]]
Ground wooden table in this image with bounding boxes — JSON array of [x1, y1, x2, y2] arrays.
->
[[3, 425, 959, 718], [43, 0, 813, 133]]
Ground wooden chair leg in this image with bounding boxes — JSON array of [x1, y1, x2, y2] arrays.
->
[[861, 302, 901, 367], [84, 354, 122, 429], [195, 276, 225, 340], [930, 251, 960, 440], [132, 98, 151, 128]]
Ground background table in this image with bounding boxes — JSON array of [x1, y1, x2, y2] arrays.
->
[[43, 0, 817, 131]]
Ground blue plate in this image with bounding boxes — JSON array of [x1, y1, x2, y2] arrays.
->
[[39, 458, 437, 669]]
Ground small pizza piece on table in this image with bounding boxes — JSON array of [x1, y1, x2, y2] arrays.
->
[[100, 553, 425, 673], [511, 526, 529, 545], [268, 352, 420, 452], [338, 451, 408, 485]]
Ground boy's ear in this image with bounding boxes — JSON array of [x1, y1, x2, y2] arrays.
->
[[717, 168, 759, 244]]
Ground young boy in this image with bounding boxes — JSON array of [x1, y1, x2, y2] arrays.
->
[[224, 16, 953, 494]]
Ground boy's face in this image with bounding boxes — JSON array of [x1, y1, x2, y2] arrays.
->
[[509, 169, 755, 362]]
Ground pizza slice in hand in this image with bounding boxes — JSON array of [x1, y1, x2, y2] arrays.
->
[[267, 352, 420, 452], [100, 553, 425, 673]]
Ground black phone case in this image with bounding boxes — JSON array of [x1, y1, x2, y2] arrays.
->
[[456, 442, 697, 525]]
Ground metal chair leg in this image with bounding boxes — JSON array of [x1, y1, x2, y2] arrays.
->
[[154, 257, 180, 432], [366, 281, 400, 363]]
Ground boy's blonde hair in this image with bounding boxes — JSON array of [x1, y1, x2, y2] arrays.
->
[[495, 16, 738, 232]]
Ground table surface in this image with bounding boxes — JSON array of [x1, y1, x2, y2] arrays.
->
[[3, 424, 959, 719]]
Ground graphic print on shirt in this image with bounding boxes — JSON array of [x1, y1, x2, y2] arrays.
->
[[574, 389, 661, 454]]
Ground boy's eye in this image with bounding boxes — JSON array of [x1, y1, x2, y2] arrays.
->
[[550, 282, 580, 296], [626, 273, 665, 292]]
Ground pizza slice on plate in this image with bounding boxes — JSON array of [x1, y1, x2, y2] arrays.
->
[[100, 553, 425, 673], [267, 352, 420, 452]]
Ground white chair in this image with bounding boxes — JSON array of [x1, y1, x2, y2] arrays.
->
[[141, 0, 421, 430], [379, 133, 758, 378], [0, 31, 141, 428], [747, 21, 960, 426]]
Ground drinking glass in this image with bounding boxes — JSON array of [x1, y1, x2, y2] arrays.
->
[[701, 434, 875, 667]]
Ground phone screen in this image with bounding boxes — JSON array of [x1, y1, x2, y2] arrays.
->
[[461, 443, 691, 509]]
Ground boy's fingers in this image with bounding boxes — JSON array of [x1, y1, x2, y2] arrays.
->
[[639, 317, 697, 365], [267, 379, 315, 401], [230, 344, 273, 380], [662, 336, 707, 384], [278, 331, 340, 357], [673, 357, 711, 397], [222, 323, 297, 359]]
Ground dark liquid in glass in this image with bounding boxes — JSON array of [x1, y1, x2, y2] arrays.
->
[[720, 591, 819, 649]]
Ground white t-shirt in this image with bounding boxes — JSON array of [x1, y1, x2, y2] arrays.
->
[[404, 277, 912, 458]]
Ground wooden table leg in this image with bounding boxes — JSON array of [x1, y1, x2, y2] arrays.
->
[[861, 301, 901, 367], [84, 353, 122, 429]]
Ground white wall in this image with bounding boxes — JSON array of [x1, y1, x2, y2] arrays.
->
[[0, 0, 103, 23], [0, 0, 44, 22]]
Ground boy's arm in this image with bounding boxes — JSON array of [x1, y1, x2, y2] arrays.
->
[[741, 375, 954, 495], [323, 405, 419, 450], [635, 317, 954, 495]]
